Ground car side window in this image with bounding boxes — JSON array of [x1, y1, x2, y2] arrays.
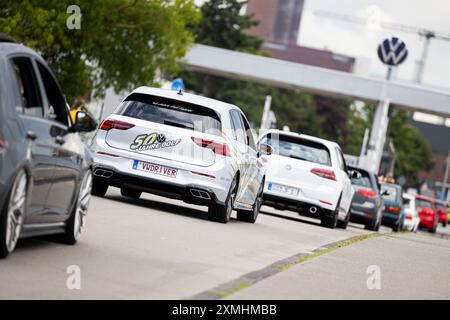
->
[[36, 61, 68, 126], [10, 57, 43, 117], [239, 112, 256, 150], [336, 147, 346, 171], [230, 110, 246, 145]]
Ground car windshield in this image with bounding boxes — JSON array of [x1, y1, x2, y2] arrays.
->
[[261, 134, 331, 166], [416, 199, 432, 208], [381, 185, 398, 202], [402, 197, 411, 210], [117, 93, 222, 136], [351, 169, 372, 188]]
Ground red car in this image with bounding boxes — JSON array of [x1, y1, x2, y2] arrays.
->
[[416, 195, 438, 233], [435, 200, 448, 227]]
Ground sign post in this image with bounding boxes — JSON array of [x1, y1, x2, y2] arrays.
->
[[360, 37, 408, 174]]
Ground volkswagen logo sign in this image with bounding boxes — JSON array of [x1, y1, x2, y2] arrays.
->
[[377, 37, 408, 66]]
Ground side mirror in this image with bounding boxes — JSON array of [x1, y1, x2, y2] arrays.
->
[[348, 170, 361, 179], [381, 189, 390, 196], [258, 143, 273, 156], [75, 111, 98, 132]]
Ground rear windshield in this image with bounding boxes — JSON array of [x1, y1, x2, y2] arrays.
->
[[117, 93, 221, 136], [402, 197, 412, 210], [416, 198, 432, 208], [351, 169, 372, 188], [261, 133, 331, 166], [381, 185, 399, 202]]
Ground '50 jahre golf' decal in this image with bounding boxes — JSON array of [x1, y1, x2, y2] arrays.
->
[[130, 133, 181, 151]]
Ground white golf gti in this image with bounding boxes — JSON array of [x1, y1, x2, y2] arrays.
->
[[90, 87, 266, 223], [258, 130, 356, 228]]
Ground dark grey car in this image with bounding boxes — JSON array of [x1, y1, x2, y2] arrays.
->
[[0, 35, 97, 258], [348, 166, 384, 231]]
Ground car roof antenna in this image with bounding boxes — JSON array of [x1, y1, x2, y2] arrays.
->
[[177, 89, 183, 95]]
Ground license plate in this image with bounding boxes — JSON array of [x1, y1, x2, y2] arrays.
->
[[132, 160, 178, 178], [268, 182, 299, 196]]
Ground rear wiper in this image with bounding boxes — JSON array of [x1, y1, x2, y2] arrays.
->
[[164, 120, 194, 130]]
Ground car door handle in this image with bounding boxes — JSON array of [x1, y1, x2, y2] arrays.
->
[[55, 136, 65, 145], [26, 131, 37, 141]]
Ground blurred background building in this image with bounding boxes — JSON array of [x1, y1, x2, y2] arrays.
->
[[246, 0, 355, 72]]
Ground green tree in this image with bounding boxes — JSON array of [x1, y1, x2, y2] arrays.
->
[[388, 109, 434, 184], [345, 104, 434, 184], [181, 0, 322, 133], [190, 0, 262, 53], [0, 0, 200, 104]]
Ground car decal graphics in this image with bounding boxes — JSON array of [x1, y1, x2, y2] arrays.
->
[[130, 133, 181, 151]]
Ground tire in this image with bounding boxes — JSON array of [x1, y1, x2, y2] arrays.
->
[[236, 178, 264, 224], [374, 220, 381, 232], [0, 170, 28, 259], [322, 195, 340, 229], [336, 207, 350, 229], [56, 171, 92, 245], [365, 215, 380, 231], [121, 187, 142, 199], [92, 178, 108, 197], [208, 176, 238, 224]]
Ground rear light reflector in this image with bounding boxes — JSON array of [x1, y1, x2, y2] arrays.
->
[[96, 151, 120, 157], [310, 168, 336, 181], [319, 200, 333, 206], [191, 171, 216, 179], [99, 118, 135, 131], [0, 134, 6, 149], [191, 137, 230, 157], [405, 216, 412, 220], [357, 189, 377, 199], [385, 206, 400, 214]]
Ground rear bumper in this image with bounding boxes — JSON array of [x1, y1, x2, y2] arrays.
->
[[403, 217, 418, 231], [419, 214, 436, 230], [262, 194, 335, 219], [349, 202, 377, 224], [93, 165, 225, 206], [381, 212, 401, 227], [262, 180, 339, 212], [91, 141, 232, 203]]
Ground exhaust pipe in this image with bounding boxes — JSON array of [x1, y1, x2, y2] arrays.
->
[[309, 206, 317, 214], [94, 168, 113, 178], [190, 189, 211, 200]]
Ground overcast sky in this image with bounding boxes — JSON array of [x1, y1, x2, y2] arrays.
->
[[298, 0, 450, 89], [193, 0, 450, 90]]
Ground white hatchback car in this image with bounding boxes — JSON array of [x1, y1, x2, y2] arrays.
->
[[402, 193, 420, 232], [90, 87, 266, 223], [257, 130, 356, 228]]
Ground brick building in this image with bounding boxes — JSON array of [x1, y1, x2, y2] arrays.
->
[[246, 0, 355, 72]]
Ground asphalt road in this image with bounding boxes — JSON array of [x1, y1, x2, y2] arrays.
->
[[227, 232, 450, 299], [0, 187, 448, 299]]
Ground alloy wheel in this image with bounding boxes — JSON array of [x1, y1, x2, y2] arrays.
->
[[73, 172, 92, 240], [5, 170, 27, 253]]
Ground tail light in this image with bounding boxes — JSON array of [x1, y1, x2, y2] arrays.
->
[[385, 206, 400, 214], [99, 118, 135, 131], [191, 137, 230, 157], [96, 151, 120, 157], [0, 134, 6, 149], [310, 168, 336, 181], [357, 189, 377, 199]]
